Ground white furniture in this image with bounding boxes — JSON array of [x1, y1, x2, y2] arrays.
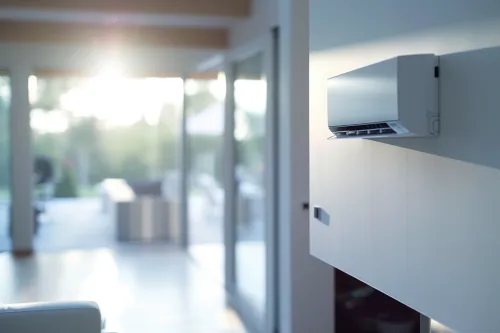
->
[[0, 301, 103, 333], [100, 179, 179, 243], [100, 179, 135, 214], [115, 196, 179, 242]]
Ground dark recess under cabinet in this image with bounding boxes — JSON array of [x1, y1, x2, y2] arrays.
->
[[335, 269, 420, 333]]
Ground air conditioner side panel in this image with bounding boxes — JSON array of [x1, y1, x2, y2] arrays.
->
[[327, 57, 399, 127], [398, 55, 439, 136]]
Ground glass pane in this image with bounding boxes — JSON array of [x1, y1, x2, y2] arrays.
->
[[0, 75, 11, 252], [234, 53, 267, 313], [186, 74, 226, 282], [29, 74, 183, 250]]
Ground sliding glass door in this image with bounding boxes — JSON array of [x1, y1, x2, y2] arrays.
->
[[184, 31, 278, 333], [233, 52, 267, 313], [28, 74, 184, 251], [225, 31, 278, 333]]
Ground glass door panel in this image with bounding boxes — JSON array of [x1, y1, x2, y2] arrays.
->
[[0, 75, 11, 252], [233, 52, 267, 314], [186, 74, 226, 282]]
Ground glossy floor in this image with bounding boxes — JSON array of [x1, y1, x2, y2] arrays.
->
[[0, 245, 247, 333]]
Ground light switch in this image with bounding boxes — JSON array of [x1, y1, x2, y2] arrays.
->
[[313, 206, 330, 226]]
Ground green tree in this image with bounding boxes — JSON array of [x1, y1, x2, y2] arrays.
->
[[66, 117, 101, 187], [31, 77, 80, 111], [31, 76, 182, 187]]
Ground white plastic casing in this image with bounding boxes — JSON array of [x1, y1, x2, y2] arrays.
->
[[327, 54, 439, 139]]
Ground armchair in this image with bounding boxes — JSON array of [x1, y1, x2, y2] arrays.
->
[[0, 301, 104, 333]]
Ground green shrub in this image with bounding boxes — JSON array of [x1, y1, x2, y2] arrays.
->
[[54, 163, 78, 198]]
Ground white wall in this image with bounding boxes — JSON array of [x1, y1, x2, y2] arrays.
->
[[309, 1, 500, 332], [230, 0, 278, 48]]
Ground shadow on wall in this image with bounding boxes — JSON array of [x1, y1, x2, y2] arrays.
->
[[374, 45, 500, 171], [310, 1, 500, 53]]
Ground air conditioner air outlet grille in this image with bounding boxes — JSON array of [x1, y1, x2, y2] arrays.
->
[[329, 122, 398, 138]]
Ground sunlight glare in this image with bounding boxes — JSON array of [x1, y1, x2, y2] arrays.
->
[[235, 79, 267, 114], [97, 60, 124, 80], [28, 75, 38, 104], [184, 80, 199, 96], [59, 76, 183, 128], [209, 72, 226, 101], [32, 58, 184, 133], [31, 109, 69, 133]]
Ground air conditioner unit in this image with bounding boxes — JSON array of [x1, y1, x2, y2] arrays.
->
[[327, 54, 439, 139]]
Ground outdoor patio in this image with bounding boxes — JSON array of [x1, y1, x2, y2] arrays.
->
[[0, 197, 114, 252]]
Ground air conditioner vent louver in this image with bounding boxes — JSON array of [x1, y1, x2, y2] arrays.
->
[[329, 122, 397, 138]]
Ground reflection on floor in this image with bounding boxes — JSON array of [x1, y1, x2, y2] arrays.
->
[[0, 245, 247, 333], [188, 194, 266, 314], [189, 242, 266, 314], [235, 242, 266, 313]]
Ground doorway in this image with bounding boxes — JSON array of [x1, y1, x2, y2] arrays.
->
[[28, 73, 183, 251]]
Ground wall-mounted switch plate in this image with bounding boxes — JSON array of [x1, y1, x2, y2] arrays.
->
[[313, 206, 330, 226]]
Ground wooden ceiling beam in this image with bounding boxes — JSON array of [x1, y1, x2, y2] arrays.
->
[[0, 20, 228, 49], [0, 0, 251, 17]]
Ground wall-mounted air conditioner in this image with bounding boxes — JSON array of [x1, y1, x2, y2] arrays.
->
[[327, 54, 439, 139]]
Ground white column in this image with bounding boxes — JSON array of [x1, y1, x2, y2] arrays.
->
[[223, 63, 236, 292], [278, 0, 334, 332], [10, 66, 33, 252]]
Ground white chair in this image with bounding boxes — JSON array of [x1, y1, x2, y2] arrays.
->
[[0, 301, 104, 333]]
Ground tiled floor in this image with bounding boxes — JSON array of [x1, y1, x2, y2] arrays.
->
[[0, 245, 247, 333]]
